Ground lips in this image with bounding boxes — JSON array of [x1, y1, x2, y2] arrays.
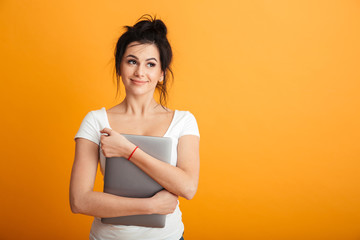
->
[[130, 79, 148, 85]]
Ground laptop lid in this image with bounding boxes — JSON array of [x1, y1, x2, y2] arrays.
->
[[101, 134, 172, 228]]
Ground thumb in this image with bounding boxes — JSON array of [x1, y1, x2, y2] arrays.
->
[[100, 128, 112, 135]]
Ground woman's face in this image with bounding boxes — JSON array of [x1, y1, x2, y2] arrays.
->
[[120, 41, 163, 97]]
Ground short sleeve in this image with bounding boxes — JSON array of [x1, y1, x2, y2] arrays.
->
[[74, 111, 100, 145], [179, 111, 200, 138]]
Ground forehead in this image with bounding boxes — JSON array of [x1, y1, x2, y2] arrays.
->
[[124, 41, 160, 59]]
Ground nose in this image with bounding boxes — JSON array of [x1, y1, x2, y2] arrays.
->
[[134, 64, 145, 77]]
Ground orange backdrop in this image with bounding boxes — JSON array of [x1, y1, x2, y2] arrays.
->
[[1, 0, 360, 239]]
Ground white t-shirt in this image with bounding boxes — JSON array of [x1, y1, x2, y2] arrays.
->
[[74, 107, 200, 240]]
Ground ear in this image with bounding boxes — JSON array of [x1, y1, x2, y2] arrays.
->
[[159, 71, 164, 82]]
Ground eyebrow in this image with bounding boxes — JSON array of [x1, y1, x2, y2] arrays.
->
[[126, 55, 158, 62]]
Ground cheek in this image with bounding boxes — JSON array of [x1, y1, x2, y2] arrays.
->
[[121, 69, 136, 82], [120, 65, 129, 75], [147, 70, 162, 81], [120, 61, 134, 75]]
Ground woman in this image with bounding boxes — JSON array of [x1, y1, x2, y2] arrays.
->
[[70, 15, 200, 240]]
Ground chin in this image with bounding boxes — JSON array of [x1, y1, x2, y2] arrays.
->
[[126, 87, 156, 97]]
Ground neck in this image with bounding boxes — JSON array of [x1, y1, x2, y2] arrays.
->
[[121, 95, 159, 116]]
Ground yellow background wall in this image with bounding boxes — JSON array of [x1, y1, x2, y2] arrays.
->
[[1, 0, 359, 239]]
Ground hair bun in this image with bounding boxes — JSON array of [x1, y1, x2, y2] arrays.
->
[[133, 15, 167, 37], [153, 19, 167, 36]]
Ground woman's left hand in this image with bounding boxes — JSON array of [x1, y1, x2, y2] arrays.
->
[[100, 128, 135, 158]]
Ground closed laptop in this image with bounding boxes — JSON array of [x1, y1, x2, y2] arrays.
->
[[101, 134, 172, 228]]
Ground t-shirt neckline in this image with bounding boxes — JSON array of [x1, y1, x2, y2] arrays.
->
[[101, 107, 177, 137]]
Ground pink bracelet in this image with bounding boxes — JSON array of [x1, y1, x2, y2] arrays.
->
[[128, 146, 139, 160]]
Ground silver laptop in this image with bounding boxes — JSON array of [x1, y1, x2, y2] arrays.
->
[[101, 134, 172, 228]]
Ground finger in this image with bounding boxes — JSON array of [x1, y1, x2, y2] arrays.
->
[[100, 128, 112, 135]]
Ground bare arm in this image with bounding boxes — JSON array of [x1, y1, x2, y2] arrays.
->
[[69, 138, 178, 217]]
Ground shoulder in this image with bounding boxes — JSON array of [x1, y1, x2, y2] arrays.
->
[[78, 107, 107, 129], [82, 107, 107, 123], [174, 110, 198, 121], [90, 107, 106, 119], [172, 110, 200, 138], [74, 107, 107, 145], [173, 110, 200, 137]]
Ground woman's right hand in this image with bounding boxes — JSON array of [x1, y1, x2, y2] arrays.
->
[[100, 128, 135, 158], [151, 190, 178, 215]]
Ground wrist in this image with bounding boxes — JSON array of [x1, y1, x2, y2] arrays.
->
[[147, 197, 156, 214], [124, 142, 136, 158], [127, 146, 138, 161]]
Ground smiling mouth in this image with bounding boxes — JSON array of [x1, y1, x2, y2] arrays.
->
[[131, 79, 148, 85]]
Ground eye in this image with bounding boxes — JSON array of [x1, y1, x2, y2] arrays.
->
[[147, 62, 156, 67], [128, 59, 137, 65]]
